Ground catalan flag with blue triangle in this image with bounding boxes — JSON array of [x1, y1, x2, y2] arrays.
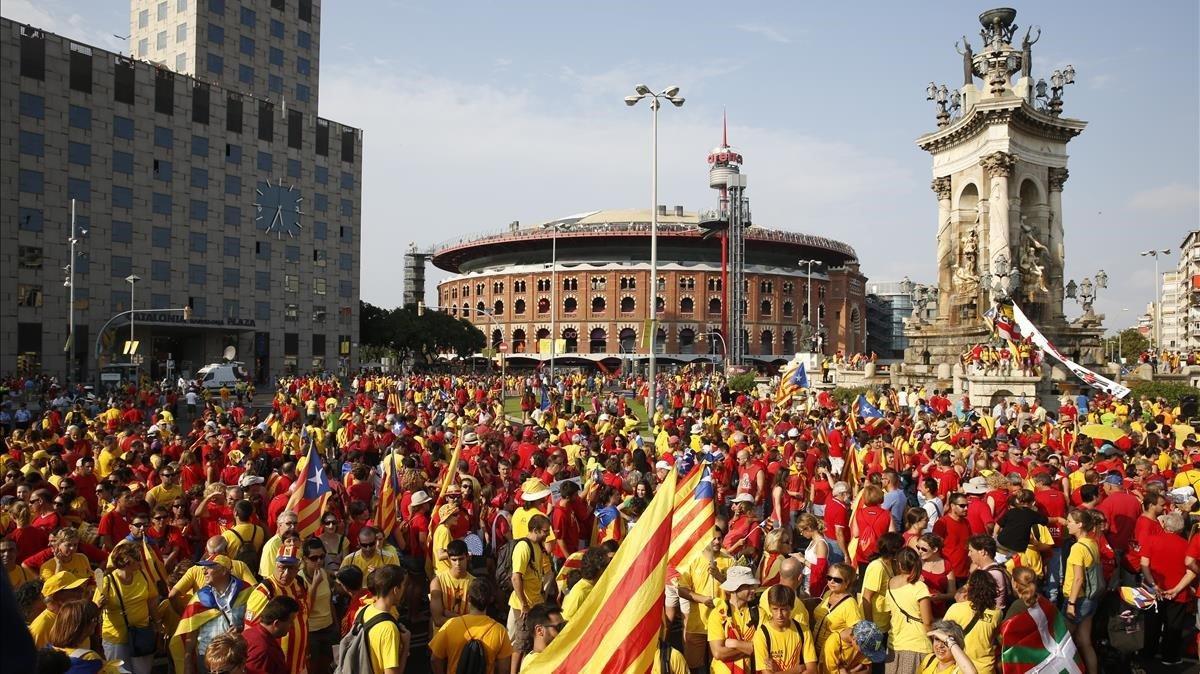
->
[[668, 462, 716, 576], [287, 437, 331, 540], [774, 361, 809, 406], [854, 393, 887, 435]]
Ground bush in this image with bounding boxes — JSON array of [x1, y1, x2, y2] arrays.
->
[[1126, 380, 1200, 405], [831, 386, 870, 406], [727, 372, 757, 393]]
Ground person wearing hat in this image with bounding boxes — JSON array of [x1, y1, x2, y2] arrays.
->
[[30, 570, 88, 647], [753, 584, 818, 672], [245, 553, 308, 674], [171, 554, 254, 674], [960, 477, 994, 536], [511, 478, 552, 541], [723, 494, 764, 562], [431, 503, 460, 574], [1097, 470, 1141, 556], [707, 565, 759, 674]]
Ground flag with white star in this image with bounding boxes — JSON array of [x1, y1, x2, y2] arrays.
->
[[287, 437, 331, 539]]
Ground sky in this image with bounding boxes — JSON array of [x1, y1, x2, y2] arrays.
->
[[7, 1, 1199, 334]]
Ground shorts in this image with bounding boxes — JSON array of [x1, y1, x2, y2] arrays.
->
[[1066, 597, 1098, 624], [507, 607, 532, 652]]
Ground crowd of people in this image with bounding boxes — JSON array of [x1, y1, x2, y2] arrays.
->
[[4, 367, 1200, 674], [959, 341, 1044, 378]]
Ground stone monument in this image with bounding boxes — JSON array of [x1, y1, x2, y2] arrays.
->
[[903, 8, 1104, 403]]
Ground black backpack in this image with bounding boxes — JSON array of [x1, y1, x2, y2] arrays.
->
[[494, 538, 533, 598], [454, 618, 496, 674]]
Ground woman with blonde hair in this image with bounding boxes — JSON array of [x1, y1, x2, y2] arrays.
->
[[757, 525, 794, 588], [796, 513, 843, 597], [48, 599, 122, 674], [7, 500, 49, 561], [94, 540, 161, 674], [28, 527, 90, 581]]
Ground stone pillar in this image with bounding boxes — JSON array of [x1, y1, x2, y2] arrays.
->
[[932, 176, 953, 323], [1047, 167, 1069, 321], [981, 152, 1016, 292]]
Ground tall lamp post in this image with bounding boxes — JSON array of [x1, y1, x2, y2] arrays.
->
[[626, 84, 684, 415], [64, 198, 88, 385], [419, 302, 506, 394], [125, 274, 141, 377], [542, 221, 573, 383], [798, 259, 821, 352], [1140, 248, 1171, 350]]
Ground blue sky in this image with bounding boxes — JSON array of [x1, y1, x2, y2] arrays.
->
[[8, 1, 1198, 332]]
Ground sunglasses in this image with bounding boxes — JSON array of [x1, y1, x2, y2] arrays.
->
[[323, 521, 337, 526], [359, 542, 376, 548], [826, 575, 846, 583], [307, 554, 327, 562], [131, 522, 148, 528], [916, 546, 931, 553], [953, 502, 968, 507]]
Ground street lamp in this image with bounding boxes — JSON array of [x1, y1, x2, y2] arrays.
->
[[1140, 249, 1171, 350], [419, 301, 506, 393], [64, 198, 88, 385], [798, 259, 822, 352], [542, 221, 573, 383], [125, 274, 141, 372], [626, 84, 684, 415]]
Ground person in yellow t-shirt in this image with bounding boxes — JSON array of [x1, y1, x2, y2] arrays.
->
[[341, 526, 401, 577], [430, 504, 459, 575], [430, 540, 474, 631], [507, 516, 552, 654], [560, 546, 611, 622], [706, 566, 759, 674], [756, 556, 811, 631], [354, 565, 412, 674], [860, 533, 902, 630], [221, 502, 267, 563], [430, 577, 513, 674], [821, 620, 888, 674], [942, 571, 1002, 674], [920, 621, 978, 674], [812, 563, 864, 655], [675, 534, 735, 669], [93, 541, 160, 671], [753, 584, 818, 673], [886, 548, 933, 670], [31, 571, 89, 648], [34, 528, 91, 582]]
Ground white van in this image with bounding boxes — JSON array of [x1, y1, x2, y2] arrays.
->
[[195, 361, 249, 390]]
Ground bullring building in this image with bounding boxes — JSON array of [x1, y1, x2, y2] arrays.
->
[[1, 0, 361, 384]]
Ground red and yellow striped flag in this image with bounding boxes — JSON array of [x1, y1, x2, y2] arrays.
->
[[668, 464, 715, 577], [286, 438, 331, 540], [375, 452, 402, 542], [522, 468, 679, 674]]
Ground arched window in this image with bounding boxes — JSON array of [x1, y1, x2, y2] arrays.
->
[[589, 328, 607, 353], [514, 299, 526, 315], [656, 297, 665, 313], [760, 330, 773, 355], [619, 328, 637, 353], [760, 280, 773, 294], [680, 297, 694, 314], [591, 296, 606, 313], [760, 299, 772, 318], [537, 298, 550, 314], [491, 329, 502, 348], [563, 328, 578, 352], [564, 297, 577, 314], [655, 328, 667, 354], [620, 296, 635, 313], [783, 301, 794, 317], [783, 331, 795, 353], [535, 327, 550, 344], [708, 297, 721, 315], [493, 300, 504, 315], [513, 328, 527, 353], [476, 301, 485, 314], [461, 303, 469, 316], [679, 328, 695, 354]]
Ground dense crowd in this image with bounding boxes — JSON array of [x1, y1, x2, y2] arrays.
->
[[4, 368, 1200, 674]]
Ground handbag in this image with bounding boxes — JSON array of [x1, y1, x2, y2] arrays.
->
[[109, 573, 157, 656]]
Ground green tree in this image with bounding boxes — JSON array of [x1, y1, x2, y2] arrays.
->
[[1102, 328, 1149, 366], [358, 300, 485, 364]]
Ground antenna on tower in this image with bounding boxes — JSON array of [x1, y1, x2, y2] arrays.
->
[[722, 108, 728, 147]]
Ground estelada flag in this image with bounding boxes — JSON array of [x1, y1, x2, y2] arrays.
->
[[522, 468, 679, 674], [999, 596, 1082, 674], [286, 437, 331, 540], [169, 577, 253, 673], [668, 463, 716, 578]]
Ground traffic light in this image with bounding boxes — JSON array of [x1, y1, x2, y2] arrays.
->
[[417, 301, 425, 317]]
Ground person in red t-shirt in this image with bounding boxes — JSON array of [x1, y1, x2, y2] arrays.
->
[[962, 478, 995, 535], [1141, 511, 1192, 665], [823, 481, 851, 562], [933, 492, 972, 581], [97, 486, 135, 549], [735, 449, 765, 509], [1096, 474, 1142, 554]]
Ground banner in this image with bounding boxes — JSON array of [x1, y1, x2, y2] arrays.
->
[[1002, 302, 1131, 399]]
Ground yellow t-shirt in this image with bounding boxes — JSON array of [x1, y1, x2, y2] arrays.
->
[[359, 605, 403, 674], [1006, 525, 1052, 579], [511, 506, 548, 541], [172, 560, 258, 599], [30, 608, 57, 647], [258, 536, 286, 579], [341, 548, 400, 576], [304, 571, 334, 631], [429, 614, 513, 674], [8, 563, 37, 588], [812, 593, 864, 654], [433, 571, 474, 622], [507, 539, 548, 611], [561, 578, 594, 621], [676, 552, 733, 634], [756, 589, 811, 631], [706, 600, 756, 674], [222, 523, 265, 560], [40, 553, 91, 582], [431, 524, 454, 574], [1064, 537, 1100, 601], [943, 601, 1000, 674], [752, 620, 818, 670], [920, 653, 963, 674], [860, 559, 892, 630], [886, 581, 932, 653], [94, 571, 157, 643], [145, 483, 182, 507]]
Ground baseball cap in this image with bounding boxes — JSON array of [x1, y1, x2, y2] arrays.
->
[[43, 571, 88, 597], [196, 555, 233, 571]]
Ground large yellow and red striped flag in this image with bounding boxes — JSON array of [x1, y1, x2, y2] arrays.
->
[[668, 463, 716, 577], [286, 438, 331, 540], [375, 451, 403, 542], [429, 436, 465, 531], [522, 468, 679, 674]]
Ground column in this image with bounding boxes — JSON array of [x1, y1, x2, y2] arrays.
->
[[981, 151, 1016, 291], [932, 176, 953, 322], [1047, 167, 1069, 320]]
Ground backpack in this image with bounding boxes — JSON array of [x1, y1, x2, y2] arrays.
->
[[855, 510, 883, 562], [335, 610, 397, 674], [823, 537, 845, 566], [985, 563, 1015, 607], [230, 525, 263, 568], [60, 648, 104, 674], [454, 618, 496, 674], [494, 538, 533, 599]]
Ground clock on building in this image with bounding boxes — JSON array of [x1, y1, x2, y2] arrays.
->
[[253, 178, 304, 238]]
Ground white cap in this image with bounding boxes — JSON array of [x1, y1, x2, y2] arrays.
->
[[655, 460, 672, 472]]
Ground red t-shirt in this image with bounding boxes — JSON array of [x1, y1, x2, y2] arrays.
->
[[1097, 490, 1141, 551], [98, 509, 131, 546], [737, 463, 764, 503], [965, 496, 995, 536], [824, 497, 849, 542], [243, 623, 288, 674], [1141, 532, 1192, 603], [1033, 488, 1068, 543], [933, 515, 971, 579]]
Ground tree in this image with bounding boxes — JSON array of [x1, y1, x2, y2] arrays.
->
[[358, 300, 486, 365], [1102, 328, 1149, 366]]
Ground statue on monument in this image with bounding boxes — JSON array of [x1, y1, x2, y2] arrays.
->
[[1017, 221, 1049, 297], [1020, 26, 1041, 79], [953, 229, 981, 297], [954, 37, 975, 85]]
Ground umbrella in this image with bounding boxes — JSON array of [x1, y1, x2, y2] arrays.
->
[[1079, 424, 1127, 443]]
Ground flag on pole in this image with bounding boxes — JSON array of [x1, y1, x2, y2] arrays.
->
[[668, 463, 716, 576], [854, 394, 886, 434], [376, 452, 402, 542], [774, 362, 808, 406], [999, 597, 1082, 674], [522, 469, 679, 674], [287, 438, 331, 540]]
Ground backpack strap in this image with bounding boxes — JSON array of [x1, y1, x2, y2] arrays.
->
[[962, 608, 985, 635], [887, 587, 923, 624]]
